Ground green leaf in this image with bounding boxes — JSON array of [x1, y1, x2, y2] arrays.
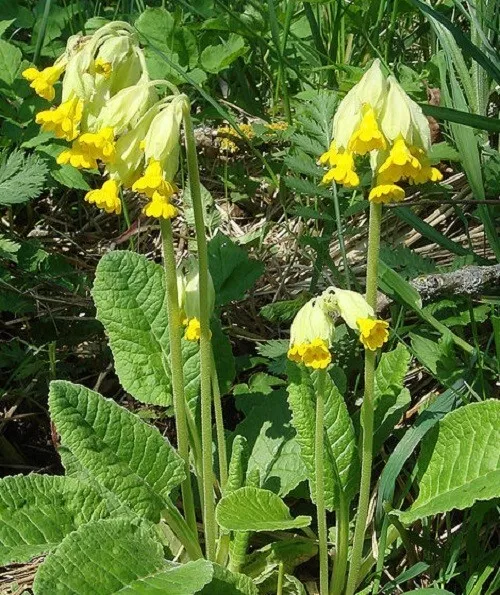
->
[[208, 232, 264, 306], [233, 387, 307, 497], [199, 563, 258, 595], [411, 333, 462, 387], [287, 365, 359, 510], [243, 539, 317, 580], [0, 475, 113, 565], [260, 295, 309, 323], [51, 163, 90, 190], [118, 559, 213, 594], [422, 105, 500, 134], [0, 39, 21, 86], [0, 149, 48, 205], [92, 250, 200, 406], [33, 518, 165, 595], [376, 381, 464, 524], [216, 487, 311, 532], [200, 33, 248, 74], [49, 381, 185, 522], [399, 400, 500, 524], [373, 344, 412, 450]]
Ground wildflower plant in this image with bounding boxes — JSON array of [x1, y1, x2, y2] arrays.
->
[[1, 19, 499, 595]]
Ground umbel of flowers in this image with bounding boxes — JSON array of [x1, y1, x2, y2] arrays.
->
[[319, 59, 442, 204], [287, 287, 389, 369], [22, 22, 183, 219]]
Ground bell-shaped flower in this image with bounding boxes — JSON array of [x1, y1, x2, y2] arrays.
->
[[84, 179, 121, 214], [322, 151, 359, 188], [180, 261, 216, 342], [142, 98, 184, 181], [325, 287, 389, 351], [379, 76, 431, 151], [22, 63, 65, 101], [94, 81, 157, 136], [287, 297, 335, 369], [330, 59, 387, 152], [368, 183, 405, 204], [35, 96, 83, 141]]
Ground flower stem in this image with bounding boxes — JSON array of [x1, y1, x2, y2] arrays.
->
[[315, 368, 329, 595], [211, 349, 228, 493], [329, 495, 349, 595], [159, 219, 198, 541], [345, 201, 382, 595], [182, 99, 217, 561]]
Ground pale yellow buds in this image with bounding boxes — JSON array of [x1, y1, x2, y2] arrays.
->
[[178, 261, 216, 342]]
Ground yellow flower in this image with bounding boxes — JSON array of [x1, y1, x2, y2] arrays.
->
[[357, 318, 389, 351], [22, 64, 65, 101], [377, 137, 421, 183], [322, 152, 359, 188], [288, 297, 334, 368], [132, 159, 177, 199], [84, 179, 121, 214], [184, 317, 201, 342], [332, 59, 387, 151], [35, 96, 83, 141], [301, 338, 332, 369], [56, 143, 97, 169], [94, 57, 112, 78], [407, 148, 443, 184], [380, 76, 431, 151], [266, 121, 288, 131], [319, 141, 339, 167], [217, 125, 239, 154], [143, 191, 178, 220], [238, 123, 255, 139], [368, 184, 405, 204], [348, 107, 386, 155], [78, 127, 116, 163]]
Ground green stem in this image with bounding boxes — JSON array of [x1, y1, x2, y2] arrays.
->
[[332, 181, 351, 289], [160, 219, 198, 541], [182, 98, 217, 561], [371, 513, 389, 595], [211, 350, 228, 493], [315, 369, 329, 595], [345, 202, 382, 595], [162, 499, 203, 561], [277, 561, 285, 595], [329, 496, 349, 595]]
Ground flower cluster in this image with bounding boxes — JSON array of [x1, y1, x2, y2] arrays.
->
[[319, 60, 442, 204], [22, 22, 184, 219], [287, 288, 389, 369], [217, 123, 255, 154]]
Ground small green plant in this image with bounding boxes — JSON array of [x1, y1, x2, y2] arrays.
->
[[1, 11, 499, 595]]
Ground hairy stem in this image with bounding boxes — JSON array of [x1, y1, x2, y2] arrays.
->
[[329, 495, 349, 595], [315, 368, 329, 595], [211, 350, 228, 493], [160, 219, 198, 541], [182, 99, 217, 561], [345, 202, 382, 595]]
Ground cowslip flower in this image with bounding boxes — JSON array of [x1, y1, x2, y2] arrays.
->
[[287, 297, 335, 369], [324, 287, 389, 351], [319, 62, 441, 204], [84, 179, 121, 214], [35, 96, 83, 141], [179, 261, 215, 342], [22, 63, 65, 101]]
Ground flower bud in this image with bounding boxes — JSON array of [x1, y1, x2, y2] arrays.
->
[[183, 261, 215, 321]]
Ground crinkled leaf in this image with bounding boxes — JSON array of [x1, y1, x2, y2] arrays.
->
[[208, 232, 264, 306], [92, 250, 200, 406], [287, 364, 359, 510], [49, 380, 185, 522], [373, 344, 412, 450], [216, 486, 311, 532], [0, 475, 113, 566], [118, 559, 213, 594], [199, 563, 258, 595], [400, 400, 500, 524], [33, 518, 165, 595]]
